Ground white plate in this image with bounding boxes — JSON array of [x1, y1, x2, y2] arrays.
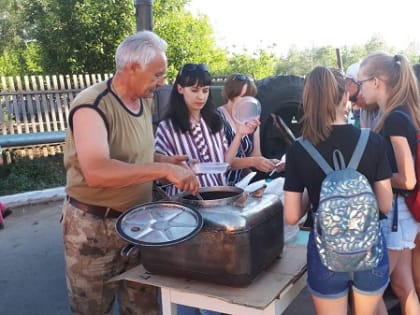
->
[[234, 172, 257, 189], [232, 96, 261, 124], [244, 178, 285, 195], [191, 162, 229, 174], [243, 180, 267, 193]]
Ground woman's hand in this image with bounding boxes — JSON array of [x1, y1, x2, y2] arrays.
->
[[250, 156, 276, 173], [236, 118, 260, 136], [268, 156, 286, 176], [249, 157, 286, 175]]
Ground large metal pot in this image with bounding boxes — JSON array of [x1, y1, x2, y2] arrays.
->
[[116, 185, 283, 287], [174, 185, 244, 207]]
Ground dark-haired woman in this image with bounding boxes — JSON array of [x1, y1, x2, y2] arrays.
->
[[155, 64, 257, 197]]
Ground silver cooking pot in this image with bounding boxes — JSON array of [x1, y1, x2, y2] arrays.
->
[[174, 185, 245, 207], [155, 183, 266, 207], [115, 183, 283, 286], [116, 184, 266, 251]]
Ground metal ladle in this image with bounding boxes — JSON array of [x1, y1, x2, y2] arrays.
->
[[196, 192, 204, 200], [154, 184, 203, 201]]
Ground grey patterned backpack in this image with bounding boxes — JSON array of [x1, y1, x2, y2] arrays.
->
[[298, 129, 383, 272]]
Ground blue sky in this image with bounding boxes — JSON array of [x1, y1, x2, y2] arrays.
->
[[188, 0, 419, 56]]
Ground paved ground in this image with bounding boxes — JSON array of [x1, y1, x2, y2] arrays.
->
[[0, 197, 402, 315]]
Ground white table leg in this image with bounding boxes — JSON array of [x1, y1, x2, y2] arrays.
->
[[159, 271, 307, 315], [161, 287, 177, 315], [160, 287, 273, 315]]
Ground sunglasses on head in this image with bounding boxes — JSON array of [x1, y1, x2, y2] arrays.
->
[[232, 74, 254, 82], [179, 63, 209, 76]]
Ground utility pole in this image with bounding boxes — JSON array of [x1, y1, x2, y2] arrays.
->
[[336, 48, 343, 71], [134, 0, 153, 31]]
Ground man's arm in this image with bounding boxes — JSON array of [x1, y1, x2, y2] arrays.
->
[[72, 107, 198, 194]]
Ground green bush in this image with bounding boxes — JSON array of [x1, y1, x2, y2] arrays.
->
[[0, 154, 66, 196]]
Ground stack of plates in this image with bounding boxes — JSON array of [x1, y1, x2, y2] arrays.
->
[[191, 162, 229, 174]]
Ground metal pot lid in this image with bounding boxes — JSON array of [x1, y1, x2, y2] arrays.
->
[[115, 201, 203, 247]]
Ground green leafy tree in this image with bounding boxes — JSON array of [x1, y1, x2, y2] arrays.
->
[[339, 44, 368, 69], [276, 46, 313, 76], [17, 0, 227, 80], [23, 0, 135, 74], [364, 33, 393, 54], [224, 48, 278, 80], [2, 0, 420, 79], [0, 0, 26, 55], [311, 46, 339, 68], [0, 0, 34, 75], [153, 0, 227, 82], [406, 41, 420, 64]]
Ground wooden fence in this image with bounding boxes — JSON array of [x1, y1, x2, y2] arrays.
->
[[0, 73, 225, 161], [0, 73, 112, 159], [0, 73, 113, 135]]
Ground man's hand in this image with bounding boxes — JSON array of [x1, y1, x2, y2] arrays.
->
[[166, 164, 199, 195], [155, 153, 191, 168], [171, 154, 189, 165]]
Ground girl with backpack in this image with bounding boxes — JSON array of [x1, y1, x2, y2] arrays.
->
[[358, 53, 420, 315], [283, 66, 393, 315]]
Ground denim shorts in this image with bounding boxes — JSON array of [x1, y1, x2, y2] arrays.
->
[[306, 231, 390, 299], [380, 195, 418, 250]]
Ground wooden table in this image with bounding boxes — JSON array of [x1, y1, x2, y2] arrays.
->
[[111, 241, 307, 315]]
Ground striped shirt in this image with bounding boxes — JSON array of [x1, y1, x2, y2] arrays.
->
[[217, 108, 255, 185], [155, 118, 228, 196]]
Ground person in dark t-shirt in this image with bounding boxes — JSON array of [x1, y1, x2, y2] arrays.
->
[[359, 53, 420, 314], [283, 66, 393, 315]]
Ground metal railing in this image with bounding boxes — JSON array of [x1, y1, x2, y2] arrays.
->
[[0, 74, 227, 157]]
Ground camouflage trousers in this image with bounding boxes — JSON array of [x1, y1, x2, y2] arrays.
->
[[62, 199, 159, 315]]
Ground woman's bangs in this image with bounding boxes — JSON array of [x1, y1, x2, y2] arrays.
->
[[181, 70, 212, 87]]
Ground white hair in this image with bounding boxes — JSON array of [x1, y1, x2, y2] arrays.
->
[[115, 30, 167, 71]]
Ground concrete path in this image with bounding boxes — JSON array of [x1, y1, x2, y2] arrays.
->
[[0, 189, 401, 315]]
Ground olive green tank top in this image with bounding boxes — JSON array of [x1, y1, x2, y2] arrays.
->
[[64, 79, 154, 211]]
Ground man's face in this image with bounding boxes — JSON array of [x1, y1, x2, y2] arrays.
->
[[345, 78, 367, 109], [132, 51, 167, 98]]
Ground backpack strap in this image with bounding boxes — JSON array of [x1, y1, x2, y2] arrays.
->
[[332, 150, 346, 170], [347, 128, 370, 169], [297, 137, 333, 175], [297, 128, 370, 174]]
